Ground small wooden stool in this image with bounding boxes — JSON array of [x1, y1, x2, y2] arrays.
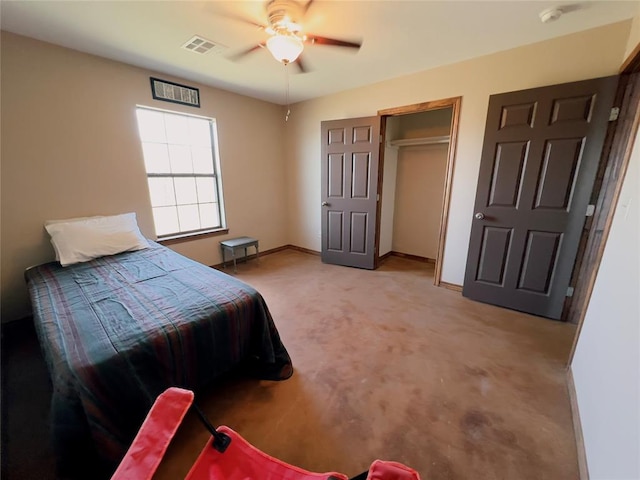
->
[[220, 237, 259, 273]]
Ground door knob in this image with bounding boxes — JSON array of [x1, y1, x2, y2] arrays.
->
[[475, 212, 485, 220], [322, 202, 330, 207]]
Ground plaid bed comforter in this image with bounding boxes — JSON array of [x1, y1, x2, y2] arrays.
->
[[25, 241, 292, 471]]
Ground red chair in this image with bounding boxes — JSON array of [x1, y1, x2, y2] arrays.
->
[[112, 387, 420, 480]]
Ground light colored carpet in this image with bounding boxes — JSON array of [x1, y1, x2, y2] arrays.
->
[[155, 250, 579, 480]]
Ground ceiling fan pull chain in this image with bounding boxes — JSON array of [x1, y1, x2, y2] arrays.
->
[[285, 62, 291, 122]]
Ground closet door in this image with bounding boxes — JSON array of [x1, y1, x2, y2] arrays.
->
[[321, 116, 380, 269], [463, 76, 617, 319]]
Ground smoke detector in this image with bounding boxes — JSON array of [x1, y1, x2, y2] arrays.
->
[[539, 7, 563, 23]]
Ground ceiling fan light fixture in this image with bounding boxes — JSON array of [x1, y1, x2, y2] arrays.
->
[[266, 34, 304, 64]]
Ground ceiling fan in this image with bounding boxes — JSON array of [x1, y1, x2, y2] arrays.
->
[[230, 0, 362, 72]]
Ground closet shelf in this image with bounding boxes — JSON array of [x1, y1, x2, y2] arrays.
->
[[387, 135, 450, 147]]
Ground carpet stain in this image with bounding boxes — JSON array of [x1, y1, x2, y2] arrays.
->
[[460, 409, 492, 442], [463, 365, 489, 377]]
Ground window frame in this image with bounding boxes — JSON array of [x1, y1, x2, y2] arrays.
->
[[135, 105, 227, 241]]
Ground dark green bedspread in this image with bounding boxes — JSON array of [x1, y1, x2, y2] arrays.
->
[[25, 241, 292, 473]]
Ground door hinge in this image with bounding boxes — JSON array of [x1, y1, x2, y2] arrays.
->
[[609, 107, 620, 121], [566, 286, 574, 297], [585, 204, 595, 217], [379, 134, 383, 143], [376, 194, 380, 201]]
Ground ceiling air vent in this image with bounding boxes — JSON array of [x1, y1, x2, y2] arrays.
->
[[182, 36, 227, 55]]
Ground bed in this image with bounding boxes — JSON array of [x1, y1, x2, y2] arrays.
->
[[25, 239, 292, 474]]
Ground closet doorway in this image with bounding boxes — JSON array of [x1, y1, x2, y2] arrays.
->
[[376, 98, 461, 287]]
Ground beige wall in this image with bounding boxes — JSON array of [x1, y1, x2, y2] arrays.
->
[[379, 117, 400, 256], [624, 2, 640, 60], [396, 108, 452, 140], [1, 32, 288, 322], [284, 21, 630, 286], [392, 144, 448, 259], [572, 125, 640, 479]]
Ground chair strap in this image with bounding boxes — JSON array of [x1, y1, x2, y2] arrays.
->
[[192, 403, 231, 452], [349, 471, 369, 480]]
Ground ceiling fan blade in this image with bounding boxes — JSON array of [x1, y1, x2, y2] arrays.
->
[[229, 43, 265, 61], [302, 0, 314, 16], [221, 13, 267, 30], [305, 35, 361, 50], [294, 55, 308, 73]]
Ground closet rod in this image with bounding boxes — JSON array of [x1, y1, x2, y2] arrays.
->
[[387, 135, 450, 147]]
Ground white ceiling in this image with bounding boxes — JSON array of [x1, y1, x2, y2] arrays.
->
[[1, 1, 638, 105]]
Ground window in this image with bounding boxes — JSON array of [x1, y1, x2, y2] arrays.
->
[[135, 107, 225, 238]]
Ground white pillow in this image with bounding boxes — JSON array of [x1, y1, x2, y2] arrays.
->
[[44, 213, 148, 266], [45, 215, 102, 261]]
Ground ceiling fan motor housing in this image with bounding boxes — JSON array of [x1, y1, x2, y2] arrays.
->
[[267, 0, 303, 34]]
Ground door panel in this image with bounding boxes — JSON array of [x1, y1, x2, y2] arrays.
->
[[350, 212, 368, 254], [321, 116, 380, 269], [327, 211, 343, 251], [477, 226, 512, 285], [518, 231, 561, 293], [463, 76, 617, 319], [351, 153, 371, 198], [328, 154, 345, 197], [489, 142, 528, 207], [534, 138, 584, 210]]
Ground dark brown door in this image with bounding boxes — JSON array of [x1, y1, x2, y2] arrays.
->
[[463, 76, 617, 319], [321, 116, 381, 269]]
